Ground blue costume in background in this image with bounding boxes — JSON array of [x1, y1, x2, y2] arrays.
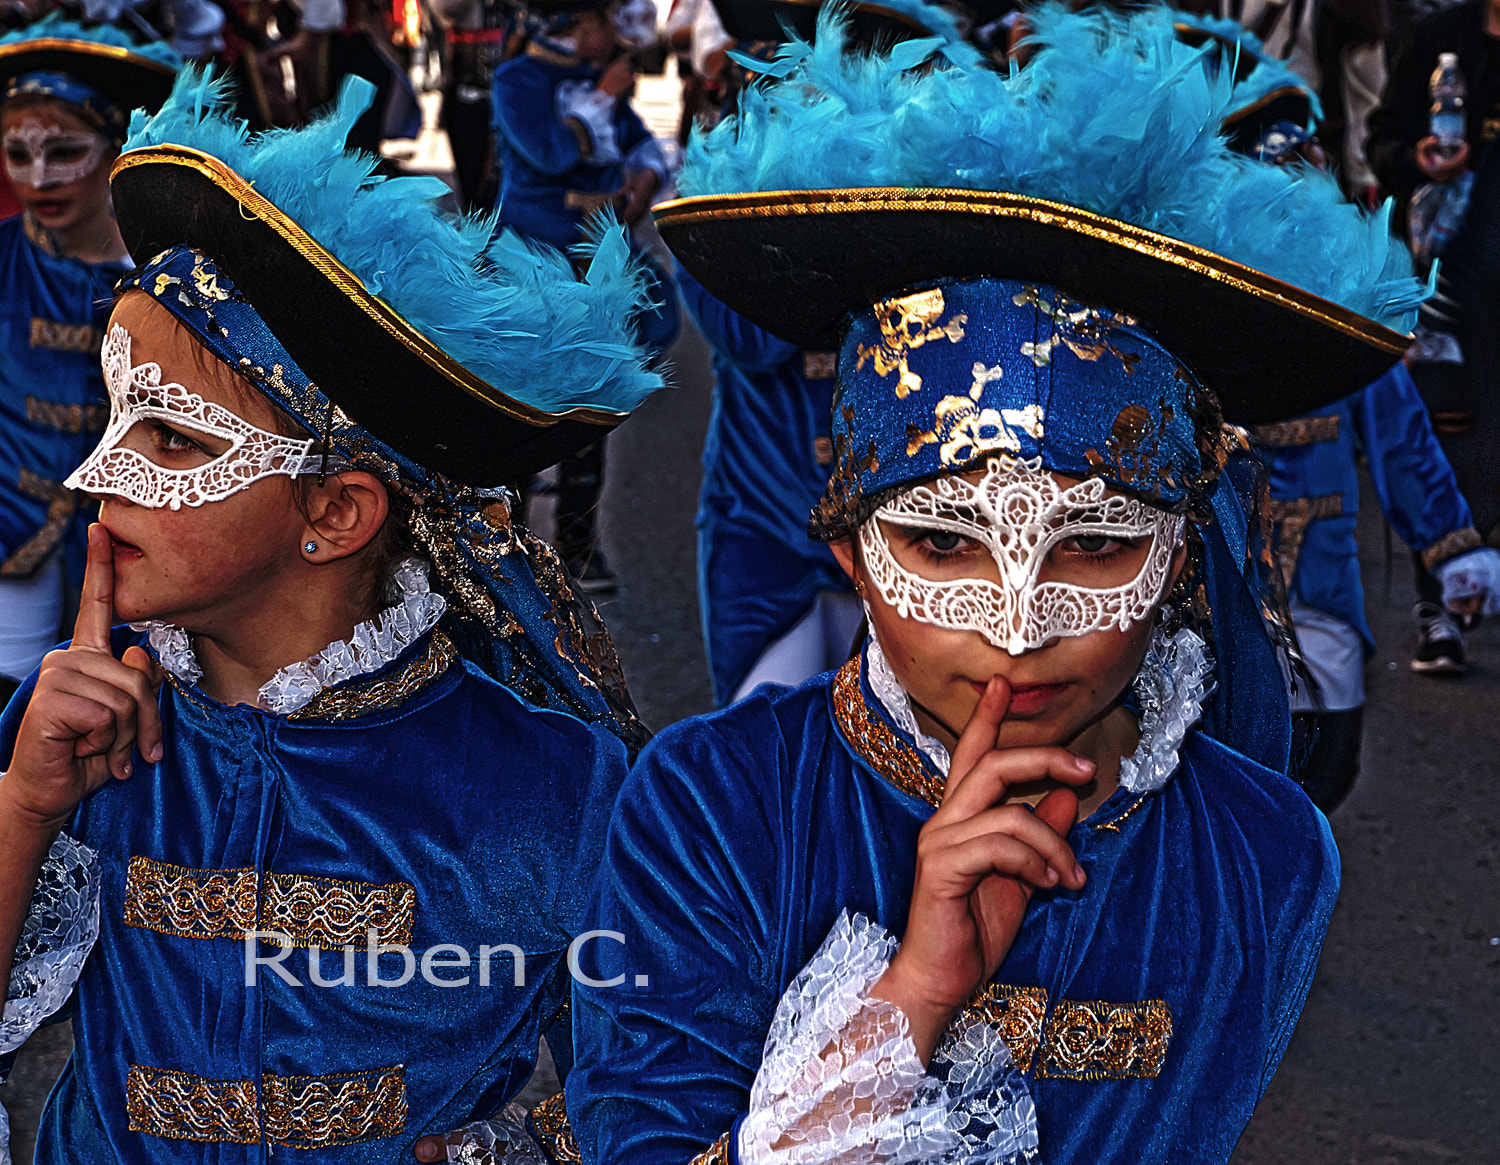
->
[[0, 214, 121, 586], [1, 624, 629, 1163], [567, 646, 1338, 1165], [676, 271, 855, 705]]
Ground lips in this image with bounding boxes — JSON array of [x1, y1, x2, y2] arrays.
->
[[30, 199, 68, 217], [104, 528, 144, 559], [971, 679, 1070, 714]]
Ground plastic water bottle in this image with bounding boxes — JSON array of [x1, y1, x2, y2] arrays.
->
[[1430, 52, 1467, 160]]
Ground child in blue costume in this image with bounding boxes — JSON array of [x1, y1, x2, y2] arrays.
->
[[553, 7, 1424, 1164], [0, 18, 180, 697], [0, 67, 663, 1164], [1187, 17, 1500, 809]]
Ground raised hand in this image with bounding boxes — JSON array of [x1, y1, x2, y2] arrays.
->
[[872, 677, 1092, 1063], [2, 525, 163, 831]]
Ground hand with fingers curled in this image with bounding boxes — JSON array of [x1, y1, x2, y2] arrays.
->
[[871, 676, 1093, 1064], [1, 524, 164, 834]]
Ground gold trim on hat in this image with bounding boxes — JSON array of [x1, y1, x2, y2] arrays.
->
[[0, 37, 179, 76], [653, 187, 1411, 356], [1220, 86, 1313, 130], [111, 145, 628, 427]]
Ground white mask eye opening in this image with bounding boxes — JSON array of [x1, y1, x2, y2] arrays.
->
[[3, 120, 106, 190], [859, 456, 1186, 655], [64, 324, 344, 511]]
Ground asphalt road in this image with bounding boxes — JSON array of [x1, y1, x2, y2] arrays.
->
[[3, 70, 1495, 1165]]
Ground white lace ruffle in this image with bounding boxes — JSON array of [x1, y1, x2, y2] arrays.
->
[[1117, 625, 1213, 795], [135, 558, 446, 714], [1, 832, 100, 1056], [442, 1103, 548, 1163], [865, 622, 1213, 798], [738, 912, 1039, 1165], [866, 631, 952, 776], [554, 80, 622, 165]]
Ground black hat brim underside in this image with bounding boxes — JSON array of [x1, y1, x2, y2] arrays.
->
[[112, 146, 624, 486], [711, 0, 934, 47], [654, 187, 1410, 424], [0, 40, 177, 117]]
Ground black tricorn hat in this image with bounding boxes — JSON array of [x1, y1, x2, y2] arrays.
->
[[655, 186, 1411, 425], [710, 0, 955, 47], [0, 30, 178, 125], [111, 145, 632, 486]]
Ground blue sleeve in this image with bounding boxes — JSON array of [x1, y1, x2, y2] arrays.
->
[[566, 714, 785, 1164], [491, 63, 586, 177], [1350, 363, 1476, 555], [615, 98, 653, 158], [675, 269, 801, 373]]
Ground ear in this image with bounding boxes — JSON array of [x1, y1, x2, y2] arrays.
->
[[298, 472, 390, 562], [829, 534, 858, 583]]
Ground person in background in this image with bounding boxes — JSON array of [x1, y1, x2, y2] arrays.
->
[[0, 16, 179, 704]]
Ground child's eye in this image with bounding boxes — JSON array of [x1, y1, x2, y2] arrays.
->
[[47, 146, 88, 164], [905, 527, 978, 561], [926, 531, 963, 552], [149, 422, 205, 455], [1058, 533, 1137, 560]]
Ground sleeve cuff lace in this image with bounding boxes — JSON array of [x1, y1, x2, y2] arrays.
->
[[1, 832, 100, 1056], [554, 81, 623, 165], [737, 912, 1039, 1165], [442, 1104, 549, 1163]]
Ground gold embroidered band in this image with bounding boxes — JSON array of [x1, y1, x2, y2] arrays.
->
[[831, 657, 946, 808], [1, 469, 76, 577], [1265, 492, 1344, 580], [29, 317, 103, 355], [963, 984, 1049, 1074], [531, 1092, 582, 1163], [690, 1132, 733, 1165], [126, 1064, 406, 1146], [1248, 415, 1340, 447], [123, 856, 415, 948], [24, 395, 109, 434], [1421, 525, 1482, 571], [288, 631, 458, 723]]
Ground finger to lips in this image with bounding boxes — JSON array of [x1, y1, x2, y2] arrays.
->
[[71, 524, 116, 654], [944, 676, 1012, 802]]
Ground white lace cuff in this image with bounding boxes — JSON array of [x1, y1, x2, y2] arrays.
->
[[1435, 547, 1500, 616], [1, 833, 100, 1055], [738, 912, 1039, 1165], [1, 1095, 11, 1165], [555, 80, 622, 165], [441, 1104, 548, 1163]]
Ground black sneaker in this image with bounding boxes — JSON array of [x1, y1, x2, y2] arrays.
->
[[1411, 601, 1466, 675], [566, 549, 618, 596]]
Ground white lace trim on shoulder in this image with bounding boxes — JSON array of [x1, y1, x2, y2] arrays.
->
[[1, 832, 100, 1057], [866, 623, 1213, 798], [133, 558, 447, 715], [738, 911, 1039, 1165]]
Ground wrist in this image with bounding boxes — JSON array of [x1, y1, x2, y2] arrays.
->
[[0, 774, 74, 836], [871, 960, 964, 1065]]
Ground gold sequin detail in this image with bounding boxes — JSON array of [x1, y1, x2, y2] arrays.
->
[[123, 857, 415, 948], [28, 317, 102, 355], [1421, 525, 1482, 571], [830, 657, 944, 807], [1, 469, 76, 577], [690, 1132, 733, 1165], [24, 396, 107, 433], [962, 984, 1049, 1073], [288, 631, 459, 722], [1265, 493, 1343, 580], [531, 1092, 582, 1163], [126, 1064, 406, 1146], [1248, 415, 1340, 447], [855, 288, 967, 398], [261, 1066, 407, 1148], [1036, 998, 1174, 1080]]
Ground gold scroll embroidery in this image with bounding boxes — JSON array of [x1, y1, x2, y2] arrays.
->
[[288, 631, 458, 722], [1421, 525, 1482, 572], [690, 1132, 733, 1165], [126, 1064, 406, 1146], [123, 857, 414, 948], [831, 657, 945, 808], [531, 1092, 582, 1163], [1248, 414, 1340, 447], [1035, 998, 1174, 1081], [29, 317, 102, 355], [1265, 493, 1343, 580], [855, 289, 967, 399], [24, 396, 108, 433], [962, 984, 1049, 1074], [1, 469, 76, 577]]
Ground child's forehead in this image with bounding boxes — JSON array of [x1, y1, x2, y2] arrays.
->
[[1, 96, 95, 134], [108, 291, 284, 428]]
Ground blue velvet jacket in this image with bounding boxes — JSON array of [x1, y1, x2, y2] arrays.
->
[[490, 45, 655, 251], [0, 214, 124, 582], [1256, 362, 1477, 651], [566, 648, 1339, 1165], [676, 271, 853, 705], [0, 626, 629, 1163]]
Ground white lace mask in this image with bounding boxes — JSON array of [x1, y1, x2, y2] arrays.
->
[[65, 324, 339, 510], [860, 456, 1185, 655], [3, 120, 106, 190]]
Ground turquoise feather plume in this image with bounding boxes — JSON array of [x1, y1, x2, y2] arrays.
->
[[0, 13, 183, 70], [123, 67, 663, 415], [1175, 11, 1323, 126], [683, 3, 1423, 331]]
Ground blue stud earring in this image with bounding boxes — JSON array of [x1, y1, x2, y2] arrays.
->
[[303, 541, 318, 555]]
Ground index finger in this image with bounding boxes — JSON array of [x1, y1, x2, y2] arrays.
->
[[72, 524, 116, 653], [944, 676, 1011, 803]]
